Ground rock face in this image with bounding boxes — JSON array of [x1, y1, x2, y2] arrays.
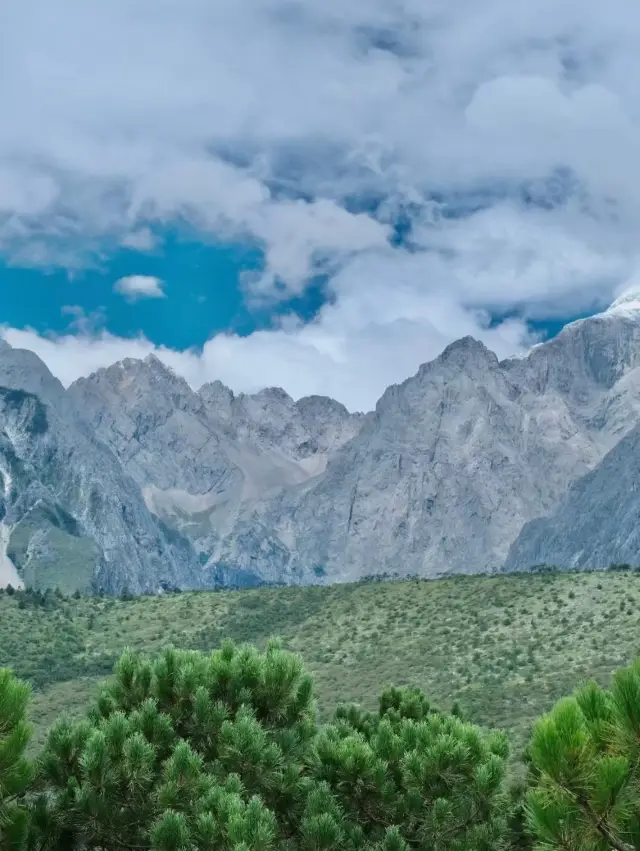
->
[[4, 290, 640, 593], [0, 350, 202, 595], [210, 303, 640, 583], [505, 422, 640, 571], [67, 358, 363, 585]]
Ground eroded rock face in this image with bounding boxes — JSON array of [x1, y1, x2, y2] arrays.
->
[[67, 357, 364, 582], [5, 292, 640, 593], [209, 310, 640, 584], [505, 422, 640, 572], [0, 350, 202, 595]]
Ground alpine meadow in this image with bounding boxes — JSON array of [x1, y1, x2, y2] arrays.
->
[[2, 566, 640, 849]]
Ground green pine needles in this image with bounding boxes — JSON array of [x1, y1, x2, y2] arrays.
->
[[4, 638, 640, 850], [22, 641, 512, 851], [317, 688, 511, 851], [526, 659, 640, 851], [0, 668, 33, 851]]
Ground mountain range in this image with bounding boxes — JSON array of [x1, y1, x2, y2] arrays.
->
[[3, 290, 640, 595]]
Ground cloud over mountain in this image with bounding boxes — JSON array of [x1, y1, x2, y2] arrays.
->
[[3, 0, 640, 405]]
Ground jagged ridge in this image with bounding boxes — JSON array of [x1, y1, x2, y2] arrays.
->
[[3, 290, 640, 592]]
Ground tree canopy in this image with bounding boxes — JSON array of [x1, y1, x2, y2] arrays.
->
[[27, 641, 512, 851], [317, 686, 510, 851], [6, 631, 640, 851]]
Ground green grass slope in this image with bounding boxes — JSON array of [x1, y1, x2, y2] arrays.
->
[[2, 570, 639, 753]]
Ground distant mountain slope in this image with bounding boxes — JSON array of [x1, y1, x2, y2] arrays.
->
[[3, 289, 640, 593], [211, 304, 640, 583], [505, 421, 640, 571], [0, 350, 202, 595], [68, 357, 363, 581]]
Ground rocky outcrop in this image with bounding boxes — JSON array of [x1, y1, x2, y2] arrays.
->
[[210, 300, 640, 583], [68, 358, 363, 580]]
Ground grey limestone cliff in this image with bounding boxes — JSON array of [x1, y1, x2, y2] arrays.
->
[[4, 289, 640, 593], [68, 357, 363, 583], [505, 422, 640, 571], [210, 298, 640, 583], [0, 347, 202, 595]]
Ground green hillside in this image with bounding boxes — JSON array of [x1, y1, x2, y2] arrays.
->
[[2, 569, 639, 754]]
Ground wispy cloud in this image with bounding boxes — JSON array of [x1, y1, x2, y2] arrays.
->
[[3, 0, 640, 405], [120, 227, 156, 251], [113, 274, 166, 301]]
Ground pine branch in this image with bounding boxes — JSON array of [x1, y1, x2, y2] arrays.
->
[[552, 780, 635, 851], [582, 796, 635, 851]]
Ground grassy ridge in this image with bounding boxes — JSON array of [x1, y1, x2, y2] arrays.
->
[[2, 569, 640, 753]]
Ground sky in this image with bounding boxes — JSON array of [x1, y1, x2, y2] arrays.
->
[[2, 0, 640, 411]]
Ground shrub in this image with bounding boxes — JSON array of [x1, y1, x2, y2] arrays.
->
[[319, 686, 511, 851], [30, 640, 315, 851]]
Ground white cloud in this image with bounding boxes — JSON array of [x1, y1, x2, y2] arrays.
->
[[114, 274, 166, 301], [121, 227, 156, 251], [129, 158, 390, 295], [1, 301, 531, 412], [4, 0, 640, 402], [4, 0, 640, 272], [0, 167, 58, 217]]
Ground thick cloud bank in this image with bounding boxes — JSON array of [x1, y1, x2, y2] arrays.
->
[[2, 0, 640, 407]]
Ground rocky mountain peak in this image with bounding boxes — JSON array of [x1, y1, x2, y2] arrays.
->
[[440, 334, 494, 358], [199, 380, 235, 420], [211, 304, 640, 585], [509, 306, 640, 404], [296, 394, 355, 419], [199, 379, 234, 399], [251, 386, 293, 404], [411, 336, 499, 383], [72, 354, 200, 418], [0, 346, 67, 409], [0, 344, 202, 596], [6, 295, 640, 594]]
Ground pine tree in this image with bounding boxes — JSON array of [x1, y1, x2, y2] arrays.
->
[[526, 658, 640, 851], [29, 640, 316, 851], [0, 668, 33, 851], [314, 685, 511, 851], [29, 645, 512, 851]]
